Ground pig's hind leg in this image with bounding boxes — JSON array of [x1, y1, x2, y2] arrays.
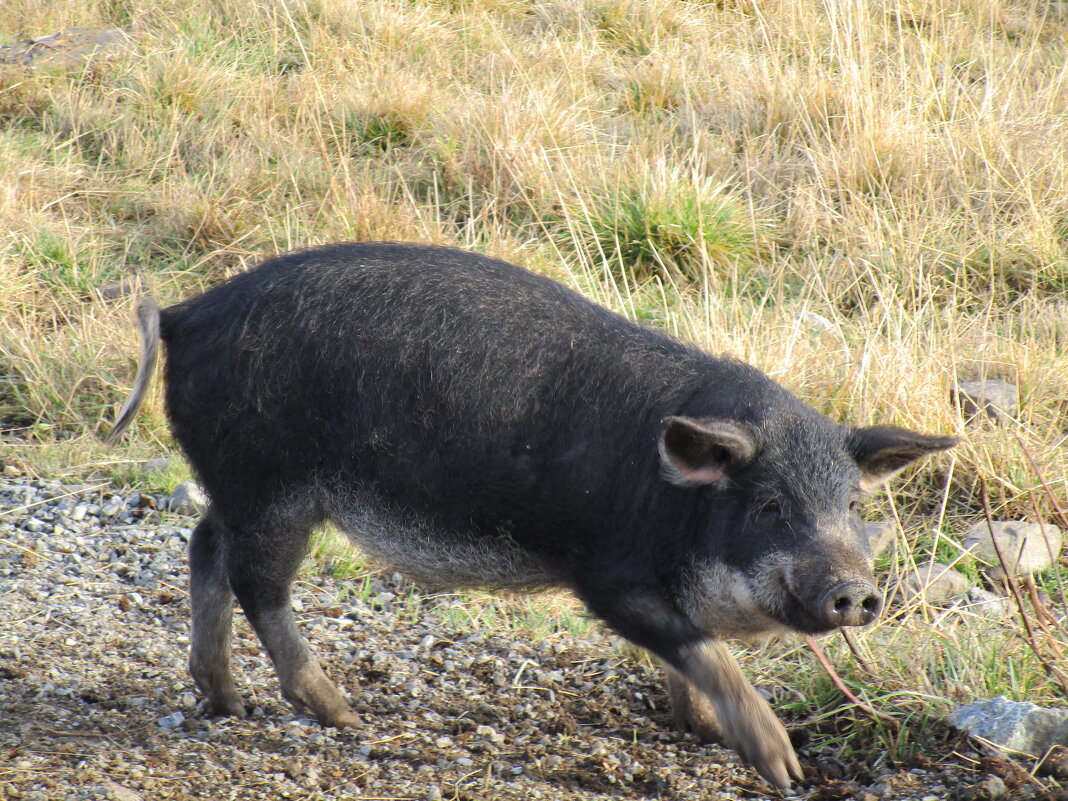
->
[[218, 505, 361, 728], [188, 510, 245, 717], [664, 665, 722, 742]]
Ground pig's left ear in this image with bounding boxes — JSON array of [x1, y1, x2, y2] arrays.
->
[[658, 416, 758, 487], [847, 425, 958, 490]]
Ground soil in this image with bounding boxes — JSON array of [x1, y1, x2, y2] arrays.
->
[[0, 477, 1061, 801]]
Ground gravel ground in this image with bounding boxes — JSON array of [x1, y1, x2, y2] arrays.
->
[[0, 478, 1059, 801]]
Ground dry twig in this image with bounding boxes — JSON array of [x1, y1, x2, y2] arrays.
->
[[803, 635, 896, 725]]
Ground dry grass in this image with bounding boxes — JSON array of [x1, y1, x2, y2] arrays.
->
[[2, 0, 1067, 770]]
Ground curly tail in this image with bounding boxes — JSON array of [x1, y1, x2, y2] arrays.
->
[[105, 297, 161, 445]]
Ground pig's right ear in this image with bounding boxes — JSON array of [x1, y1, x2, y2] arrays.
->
[[658, 417, 758, 487], [848, 425, 959, 490]]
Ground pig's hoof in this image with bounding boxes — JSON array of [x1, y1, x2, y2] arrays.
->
[[203, 694, 248, 719], [733, 725, 804, 790], [319, 706, 361, 728], [719, 694, 804, 790]]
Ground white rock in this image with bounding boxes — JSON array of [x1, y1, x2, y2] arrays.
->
[[864, 521, 897, 558], [801, 311, 834, 332], [895, 561, 969, 605], [0, 27, 136, 72], [954, 379, 1018, 423], [962, 521, 1064, 576], [100, 780, 144, 801]]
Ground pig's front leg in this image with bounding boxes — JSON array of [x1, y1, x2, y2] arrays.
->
[[675, 639, 802, 789], [579, 585, 803, 789]]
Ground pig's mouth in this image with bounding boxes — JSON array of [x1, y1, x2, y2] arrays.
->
[[773, 577, 838, 634]]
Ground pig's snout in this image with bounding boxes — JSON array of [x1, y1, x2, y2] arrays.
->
[[817, 580, 882, 627]]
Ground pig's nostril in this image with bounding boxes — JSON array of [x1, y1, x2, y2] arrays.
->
[[819, 581, 882, 627]]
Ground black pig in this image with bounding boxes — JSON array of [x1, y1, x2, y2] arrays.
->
[[107, 242, 956, 788]]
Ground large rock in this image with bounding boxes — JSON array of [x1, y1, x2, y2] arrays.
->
[[962, 521, 1064, 576], [953, 379, 1018, 424], [0, 27, 135, 71], [949, 696, 1068, 758], [894, 560, 969, 605]]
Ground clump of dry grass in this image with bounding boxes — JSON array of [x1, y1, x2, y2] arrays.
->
[[2, 0, 1066, 766]]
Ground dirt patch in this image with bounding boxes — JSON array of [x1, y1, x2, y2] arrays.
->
[[0, 478, 1059, 800]]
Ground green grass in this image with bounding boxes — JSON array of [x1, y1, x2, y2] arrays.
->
[[560, 168, 766, 284]]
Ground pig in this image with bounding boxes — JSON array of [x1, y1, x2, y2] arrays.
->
[[106, 242, 956, 788]]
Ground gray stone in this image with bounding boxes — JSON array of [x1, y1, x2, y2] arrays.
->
[[166, 481, 208, 516], [864, 521, 897, 558], [977, 775, 1007, 799], [953, 379, 1018, 423], [964, 587, 1012, 619], [962, 521, 1063, 576], [97, 276, 142, 300], [158, 710, 185, 730], [0, 27, 136, 71], [949, 696, 1068, 757], [896, 561, 969, 605]]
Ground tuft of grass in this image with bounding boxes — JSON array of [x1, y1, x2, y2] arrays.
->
[[561, 164, 766, 285]]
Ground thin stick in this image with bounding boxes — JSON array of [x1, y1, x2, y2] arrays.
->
[[839, 628, 876, 679], [1024, 577, 1068, 651], [1015, 435, 1068, 531], [980, 479, 1068, 695], [803, 635, 896, 725], [1017, 436, 1068, 619]]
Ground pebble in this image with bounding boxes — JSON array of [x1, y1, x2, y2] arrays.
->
[[158, 711, 185, 730], [977, 775, 1007, 799]]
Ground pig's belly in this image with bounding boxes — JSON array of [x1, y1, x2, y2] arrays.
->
[[324, 488, 560, 590]]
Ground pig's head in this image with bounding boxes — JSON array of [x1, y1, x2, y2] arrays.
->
[[659, 410, 957, 639]]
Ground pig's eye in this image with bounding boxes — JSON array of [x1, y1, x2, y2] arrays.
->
[[754, 500, 782, 522], [849, 500, 862, 512]]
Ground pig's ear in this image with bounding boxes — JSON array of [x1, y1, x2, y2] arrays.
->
[[659, 417, 758, 487], [847, 425, 958, 490]]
